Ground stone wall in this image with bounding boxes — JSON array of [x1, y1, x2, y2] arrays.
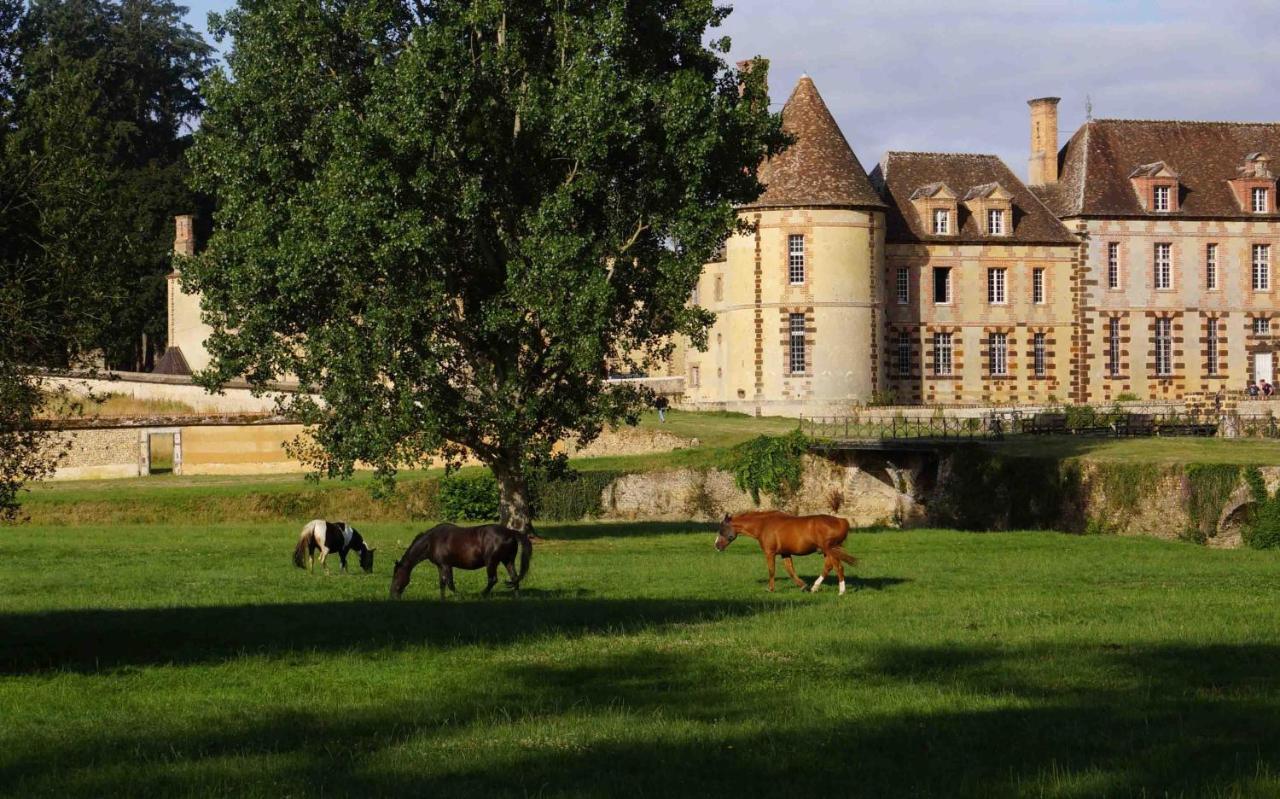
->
[[47, 429, 139, 480]]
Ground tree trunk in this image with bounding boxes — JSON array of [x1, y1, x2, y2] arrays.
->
[[494, 461, 531, 532]]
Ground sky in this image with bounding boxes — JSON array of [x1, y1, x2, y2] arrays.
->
[[180, 0, 1280, 182]]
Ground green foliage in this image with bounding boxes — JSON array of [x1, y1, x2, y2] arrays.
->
[[532, 470, 624, 522], [439, 473, 499, 522], [727, 430, 809, 505], [1096, 463, 1165, 516], [1242, 467, 1280, 550], [186, 0, 786, 528], [1182, 464, 1241, 544]]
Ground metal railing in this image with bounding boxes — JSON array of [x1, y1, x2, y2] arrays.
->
[[801, 411, 1280, 442]]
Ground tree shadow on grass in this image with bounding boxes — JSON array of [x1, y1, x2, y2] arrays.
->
[[6, 642, 1280, 797], [0, 597, 768, 675]]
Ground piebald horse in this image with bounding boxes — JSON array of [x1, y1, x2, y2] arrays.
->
[[293, 519, 375, 573], [390, 523, 532, 599], [715, 511, 858, 594]]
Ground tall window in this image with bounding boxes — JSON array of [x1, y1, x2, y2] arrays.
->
[[933, 332, 953, 376], [1205, 244, 1218, 290], [714, 275, 723, 301], [1033, 332, 1047, 377], [988, 268, 1007, 304], [896, 267, 909, 304], [1253, 187, 1270, 214], [1107, 242, 1120, 289], [989, 333, 1008, 376], [1032, 267, 1045, 304], [788, 234, 805, 284], [934, 267, 951, 304], [1253, 244, 1270, 291], [987, 209, 1005, 235], [690, 366, 700, 387], [1153, 185, 1170, 212], [1206, 317, 1220, 376], [787, 313, 806, 373], [1154, 317, 1172, 376], [1255, 317, 1271, 336], [1108, 317, 1122, 377], [933, 209, 950, 235], [1154, 243, 1172, 290], [896, 330, 911, 375]]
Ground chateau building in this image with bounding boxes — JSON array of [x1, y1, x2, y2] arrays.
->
[[683, 77, 1280, 413], [161, 73, 1279, 413]]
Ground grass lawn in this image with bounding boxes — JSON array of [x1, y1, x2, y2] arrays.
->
[[3, 521, 1280, 797], [987, 435, 1280, 466]]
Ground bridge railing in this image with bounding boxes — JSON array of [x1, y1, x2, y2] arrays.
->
[[801, 411, 1280, 442]]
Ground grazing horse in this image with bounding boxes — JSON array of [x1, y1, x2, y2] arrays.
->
[[715, 511, 858, 595], [389, 523, 532, 599], [293, 519, 375, 573]]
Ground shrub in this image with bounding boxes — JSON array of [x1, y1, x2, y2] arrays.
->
[[439, 473, 499, 521], [532, 470, 623, 521], [727, 429, 809, 505], [1243, 467, 1280, 550]]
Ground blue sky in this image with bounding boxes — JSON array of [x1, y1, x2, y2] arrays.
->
[[180, 0, 1280, 181]]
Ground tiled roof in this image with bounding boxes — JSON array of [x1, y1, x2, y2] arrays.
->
[[1040, 119, 1280, 218], [872, 152, 1077, 245], [744, 76, 883, 210], [152, 346, 191, 376]]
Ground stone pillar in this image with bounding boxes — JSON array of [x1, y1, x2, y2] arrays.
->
[[1028, 97, 1061, 186]]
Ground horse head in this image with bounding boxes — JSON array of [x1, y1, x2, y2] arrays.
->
[[360, 546, 376, 573], [389, 559, 411, 599], [714, 514, 738, 551]]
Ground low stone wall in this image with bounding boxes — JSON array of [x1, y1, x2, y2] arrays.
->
[[598, 455, 921, 527], [47, 429, 139, 480], [565, 427, 695, 459]]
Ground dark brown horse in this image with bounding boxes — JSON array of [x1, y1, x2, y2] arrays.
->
[[715, 511, 858, 594], [389, 523, 532, 599]]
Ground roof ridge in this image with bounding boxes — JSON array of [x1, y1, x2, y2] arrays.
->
[[886, 151, 1002, 159], [1093, 118, 1280, 127]]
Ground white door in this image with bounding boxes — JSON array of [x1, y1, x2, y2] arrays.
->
[[1257, 352, 1274, 385]]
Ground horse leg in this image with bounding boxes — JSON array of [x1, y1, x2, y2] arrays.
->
[[835, 555, 847, 596], [810, 553, 834, 593], [444, 566, 457, 594], [503, 559, 519, 596], [764, 552, 777, 592], [318, 545, 330, 574], [482, 561, 498, 596], [781, 556, 807, 590], [339, 549, 349, 573], [436, 564, 449, 600]]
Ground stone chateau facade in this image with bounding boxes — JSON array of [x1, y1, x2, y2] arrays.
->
[[159, 72, 1280, 415], [678, 74, 1280, 414]]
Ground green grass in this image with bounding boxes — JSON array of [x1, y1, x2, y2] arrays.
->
[[2, 521, 1279, 797], [987, 435, 1280, 465]]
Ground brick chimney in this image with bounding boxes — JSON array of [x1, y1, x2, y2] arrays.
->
[[174, 214, 195, 257], [736, 57, 769, 99], [1027, 97, 1061, 186]]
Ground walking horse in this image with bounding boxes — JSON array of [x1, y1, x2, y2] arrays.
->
[[293, 519, 376, 573], [389, 523, 532, 599], [715, 511, 858, 594]]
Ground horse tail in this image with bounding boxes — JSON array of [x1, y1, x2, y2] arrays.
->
[[832, 545, 859, 567], [294, 522, 317, 569], [514, 532, 533, 586]]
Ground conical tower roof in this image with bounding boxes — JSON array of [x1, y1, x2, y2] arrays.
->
[[746, 76, 883, 209]]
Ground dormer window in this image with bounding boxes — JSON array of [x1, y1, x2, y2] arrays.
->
[[1153, 185, 1170, 212], [1230, 153, 1275, 213], [1129, 162, 1180, 213], [961, 182, 1013, 237], [987, 209, 1005, 235], [933, 209, 950, 235]]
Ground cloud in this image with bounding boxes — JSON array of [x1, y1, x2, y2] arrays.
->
[[717, 0, 1280, 179]]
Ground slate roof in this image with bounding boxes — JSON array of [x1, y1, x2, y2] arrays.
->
[[744, 76, 884, 210], [152, 346, 191, 376], [1035, 119, 1280, 218], [871, 152, 1077, 245]]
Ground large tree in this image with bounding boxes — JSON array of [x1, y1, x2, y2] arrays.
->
[[188, 0, 784, 529], [11, 0, 211, 370]]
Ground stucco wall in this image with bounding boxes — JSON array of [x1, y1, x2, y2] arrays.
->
[[179, 424, 309, 475], [44, 373, 294, 414]]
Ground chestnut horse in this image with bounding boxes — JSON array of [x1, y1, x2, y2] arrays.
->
[[389, 523, 532, 600], [715, 511, 858, 595]]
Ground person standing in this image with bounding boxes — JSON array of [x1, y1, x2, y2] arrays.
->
[[654, 395, 669, 422]]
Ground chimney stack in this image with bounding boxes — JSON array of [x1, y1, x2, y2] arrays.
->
[[736, 57, 769, 100], [1027, 97, 1061, 186], [174, 214, 195, 258]]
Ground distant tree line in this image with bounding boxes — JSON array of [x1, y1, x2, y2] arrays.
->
[[0, 0, 210, 519]]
